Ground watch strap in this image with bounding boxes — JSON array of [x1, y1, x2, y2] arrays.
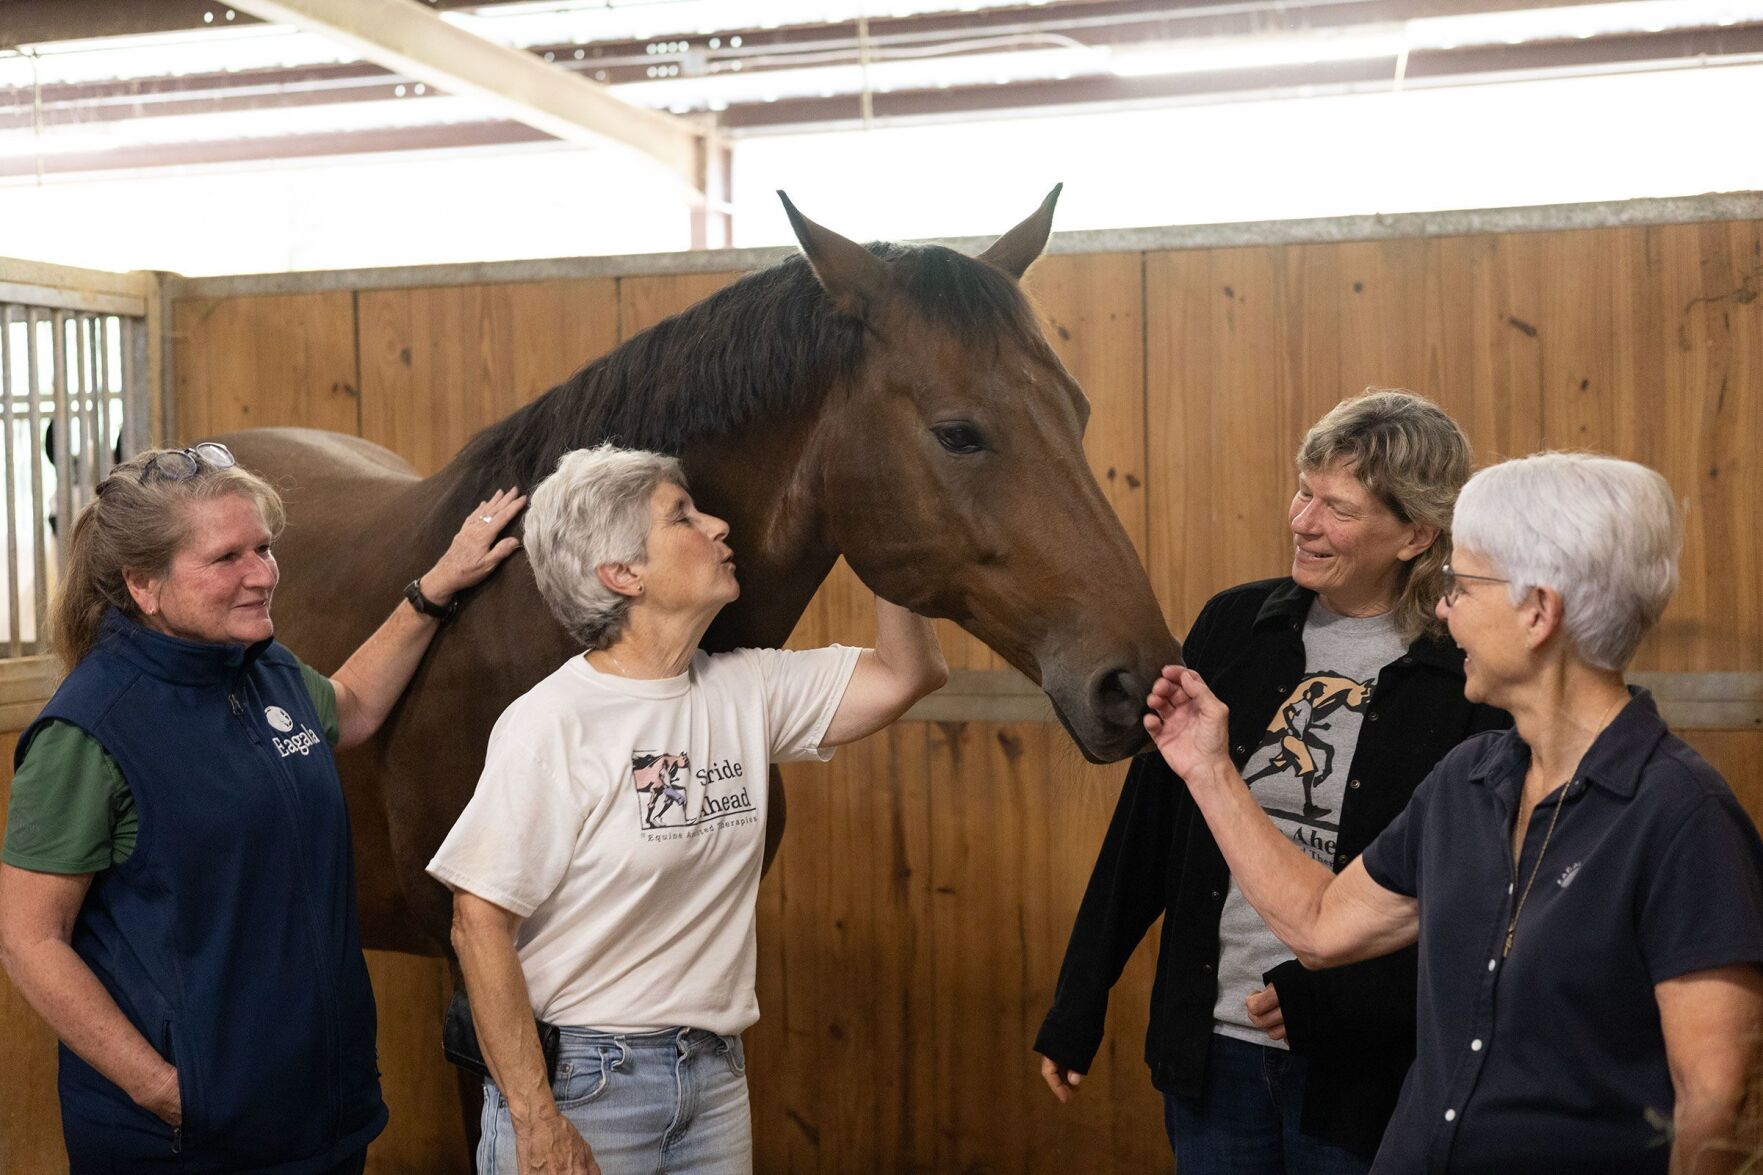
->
[[404, 577, 460, 623]]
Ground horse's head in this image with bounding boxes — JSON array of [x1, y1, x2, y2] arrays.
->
[[779, 188, 1181, 763]]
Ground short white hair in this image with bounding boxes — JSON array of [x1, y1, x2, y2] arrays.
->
[[525, 443, 685, 650], [1453, 452, 1681, 670]]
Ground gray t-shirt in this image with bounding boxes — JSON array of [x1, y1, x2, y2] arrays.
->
[[1212, 598, 1408, 1047]]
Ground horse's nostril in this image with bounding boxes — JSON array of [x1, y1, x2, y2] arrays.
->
[[1091, 668, 1143, 727]]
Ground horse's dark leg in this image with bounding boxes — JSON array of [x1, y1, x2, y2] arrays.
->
[[447, 958, 485, 1167]]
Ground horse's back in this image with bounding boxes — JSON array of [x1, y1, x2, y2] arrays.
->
[[217, 427, 419, 486]]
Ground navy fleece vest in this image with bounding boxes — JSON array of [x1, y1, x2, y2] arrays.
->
[[18, 610, 386, 1173]]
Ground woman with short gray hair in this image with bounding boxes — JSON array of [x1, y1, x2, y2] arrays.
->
[[520, 444, 686, 651], [430, 443, 948, 1175], [1144, 451, 1763, 1172]]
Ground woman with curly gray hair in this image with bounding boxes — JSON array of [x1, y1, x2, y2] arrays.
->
[[430, 443, 947, 1175]]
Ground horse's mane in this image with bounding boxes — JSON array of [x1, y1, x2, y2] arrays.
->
[[453, 242, 1044, 491]]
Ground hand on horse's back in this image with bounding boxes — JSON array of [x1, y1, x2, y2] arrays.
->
[[423, 487, 528, 604]]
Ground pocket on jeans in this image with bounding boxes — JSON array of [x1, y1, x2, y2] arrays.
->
[[553, 1045, 618, 1109], [720, 1035, 746, 1076]]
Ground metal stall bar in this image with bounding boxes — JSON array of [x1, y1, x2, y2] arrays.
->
[[123, 315, 148, 458], [26, 309, 48, 653], [2, 306, 18, 657], [51, 311, 72, 597], [96, 315, 114, 480], [72, 312, 91, 520]]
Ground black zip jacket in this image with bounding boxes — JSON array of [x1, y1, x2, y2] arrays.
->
[[1035, 578, 1510, 1158]]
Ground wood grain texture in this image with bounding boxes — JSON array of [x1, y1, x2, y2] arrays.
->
[[171, 292, 359, 442], [1532, 222, 1763, 672], [358, 279, 619, 476], [617, 271, 747, 340]]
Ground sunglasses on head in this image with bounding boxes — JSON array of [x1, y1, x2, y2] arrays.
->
[[138, 442, 236, 484]]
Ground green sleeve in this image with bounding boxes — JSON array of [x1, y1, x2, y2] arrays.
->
[[295, 658, 341, 747], [1, 721, 134, 872]]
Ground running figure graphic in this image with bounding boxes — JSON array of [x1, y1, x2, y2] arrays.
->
[[632, 751, 690, 828], [1242, 675, 1369, 818]]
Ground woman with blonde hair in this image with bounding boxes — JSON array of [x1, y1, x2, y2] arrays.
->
[[1037, 390, 1508, 1173], [0, 442, 524, 1173]]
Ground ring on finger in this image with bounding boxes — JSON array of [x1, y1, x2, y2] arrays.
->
[[479, 514, 494, 524]]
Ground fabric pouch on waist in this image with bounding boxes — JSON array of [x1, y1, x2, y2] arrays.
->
[[443, 989, 561, 1082]]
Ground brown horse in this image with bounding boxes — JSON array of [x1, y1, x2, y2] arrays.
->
[[221, 188, 1180, 956]]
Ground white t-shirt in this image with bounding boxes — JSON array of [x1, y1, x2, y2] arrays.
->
[[426, 644, 861, 1035]]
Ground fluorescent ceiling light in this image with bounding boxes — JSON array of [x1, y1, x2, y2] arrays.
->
[[451, 1, 1050, 46], [0, 96, 492, 159], [1406, 0, 1763, 49], [612, 46, 1110, 108], [1112, 28, 1408, 78], [0, 26, 357, 89], [1111, 0, 1763, 79]]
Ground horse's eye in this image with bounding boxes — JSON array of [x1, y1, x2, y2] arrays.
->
[[932, 422, 986, 455]]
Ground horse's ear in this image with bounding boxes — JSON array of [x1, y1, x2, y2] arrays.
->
[[778, 190, 890, 321], [977, 183, 1063, 280]]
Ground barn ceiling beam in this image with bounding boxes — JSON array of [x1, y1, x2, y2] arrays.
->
[[221, 0, 705, 192]]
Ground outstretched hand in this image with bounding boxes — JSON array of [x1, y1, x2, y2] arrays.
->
[[422, 487, 528, 603], [1143, 665, 1233, 785]]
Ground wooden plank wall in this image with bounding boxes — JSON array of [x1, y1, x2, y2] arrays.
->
[[2, 217, 1759, 1173]]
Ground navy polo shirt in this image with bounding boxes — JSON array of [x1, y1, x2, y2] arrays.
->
[[1362, 688, 1763, 1174]]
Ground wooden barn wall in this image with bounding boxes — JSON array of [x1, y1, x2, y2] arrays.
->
[[1, 218, 1759, 1173]]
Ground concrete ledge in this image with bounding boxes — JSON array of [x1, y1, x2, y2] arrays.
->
[[904, 668, 1763, 730], [160, 191, 1763, 301]]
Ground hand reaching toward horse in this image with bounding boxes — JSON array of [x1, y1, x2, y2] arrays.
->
[[1143, 666, 1233, 787], [421, 487, 528, 604]]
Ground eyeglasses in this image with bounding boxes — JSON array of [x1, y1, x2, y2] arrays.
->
[[1440, 563, 1510, 606], [139, 442, 236, 484]]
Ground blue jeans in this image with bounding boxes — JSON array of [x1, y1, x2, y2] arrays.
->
[[478, 1026, 751, 1175], [1163, 1033, 1371, 1175]]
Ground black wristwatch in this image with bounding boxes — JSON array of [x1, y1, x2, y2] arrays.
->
[[403, 577, 461, 623]]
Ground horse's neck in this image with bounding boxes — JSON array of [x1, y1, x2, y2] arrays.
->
[[686, 414, 843, 652], [421, 365, 849, 652]]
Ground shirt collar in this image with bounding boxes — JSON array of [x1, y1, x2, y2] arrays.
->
[[1467, 685, 1666, 800], [98, 606, 273, 687], [1252, 577, 1466, 676], [1252, 578, 1313, 631]]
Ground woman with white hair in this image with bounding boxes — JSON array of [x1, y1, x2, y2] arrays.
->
[[428, 444, 947, 1175], [1141, 452, 1763, 1173]]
